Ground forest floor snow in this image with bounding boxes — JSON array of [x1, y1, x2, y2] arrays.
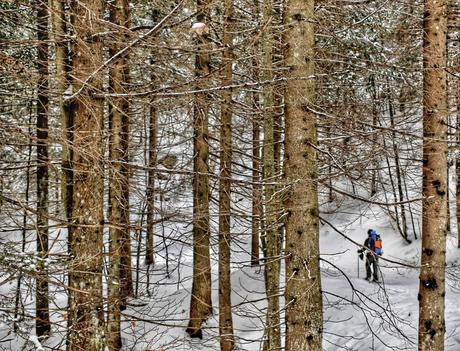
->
[[121, 208, 460, 351], [2, 203, 460, 350]]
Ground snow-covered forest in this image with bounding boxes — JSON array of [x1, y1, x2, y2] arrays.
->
[[1, 0, 460, 350]]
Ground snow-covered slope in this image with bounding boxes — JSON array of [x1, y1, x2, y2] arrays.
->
[[2, 190, 460, 351], [117, 199, 460, 351]]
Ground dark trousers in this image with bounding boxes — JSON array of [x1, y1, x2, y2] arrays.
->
[[365, 254, 379, 280]]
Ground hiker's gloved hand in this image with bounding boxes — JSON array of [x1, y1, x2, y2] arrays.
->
[[359, 253, 364, 260]]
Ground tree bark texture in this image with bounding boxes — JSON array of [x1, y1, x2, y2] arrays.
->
[[51, 0, 73, 220], [418, 1, 448, 350], [67, 0, 105, 349], [14, 113, 33, 332], [145, 101, 157, 266], [186, 0, 213, 339], [107, 0, 131, 349], [284, 0, 323, 350], [452, 5, 460, 248], [51, 1, 76, 337], [252, 113, 262, 266], [35, 0, 51, 338], [370, 75, 378, 197], [145, 9, 161, 267], [262, 0, 281, 349], [388, 95, 409, 241], [251, 0, 261, 267], [218, 0, 235, 349], [273, 0, 284, 179], [456, 66, 460, 248]]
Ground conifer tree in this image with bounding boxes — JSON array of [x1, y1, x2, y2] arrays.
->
[[262, 0, 281, 348], [35, 0, 50, 338], [418, 0, 448, 350], [67, 0, 105, 348], [218, 0, 235, 348], [284, 0, 323, 349], [186, 0, 213, 338], [107, 0, 131, 348]]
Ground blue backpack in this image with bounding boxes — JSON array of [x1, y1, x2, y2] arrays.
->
[[374, 234, 383, 255], [368, 230, 383, 255]]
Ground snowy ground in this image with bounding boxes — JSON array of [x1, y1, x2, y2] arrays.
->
[[2, 197, 460, 350], [118, 199, 460, 351]]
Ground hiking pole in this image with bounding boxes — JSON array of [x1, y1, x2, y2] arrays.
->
[[357, 254, 360, 279]]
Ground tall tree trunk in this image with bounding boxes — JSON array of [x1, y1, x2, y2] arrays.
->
[[145, 100, 157, 266], [107, 0, 131, 349], [67, 0, 105, 349], [370, 75, 378, 197], [456, 64, 460, 248], [273, 0, 284, 178], [35, 0, 50, 338], [251, 0, 261, 267], [388, 91, 409, 241], [447, 163, 451, 233], [115, 13, 133, 312], [418, 0, 448, 350], [397, 79, 419, 240], [186, 0, 213, 338], [284, 0, 323, 349], [251, 111, 262, 266], [51, 7, 75, 322], [51, 0, 72, 220], [14, 110, 34, 332], [262, 0, 281, 349], [404, 172, 419, 240], [52, 1, 76, 337], [381, 126, 404, 238], [273, 0, 285, 275], [218, 0, 235, 349], [145, 9, 161, 267], [451, 1, 460, 248]]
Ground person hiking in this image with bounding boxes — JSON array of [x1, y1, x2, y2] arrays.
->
[[357, 229, 380, 282]]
